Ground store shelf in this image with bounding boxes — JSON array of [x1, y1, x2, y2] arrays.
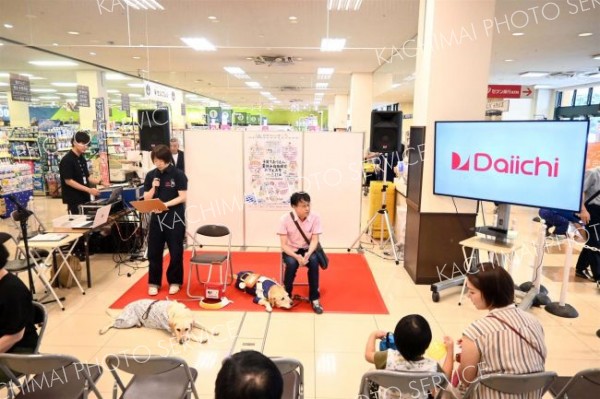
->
[[13, 156, 40, 160], [8, 138, 38, 142]]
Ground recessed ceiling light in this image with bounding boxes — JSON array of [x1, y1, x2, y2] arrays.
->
[[67, 31, 80, 35], [512, 32, 525, 36], [208, 16, 217, 20], [289, 16, 298, 23], [0, 43, 3, 46], [504, 59, 514, 62], [520, 71, 549, 77], [578, 32, 593, 37], [181, 37, 216, 51], [52, 43, 59, 46], [245, 81, 261, 88], [132, 56, 141, 59], [89, 52, 96, 56], [245, 57, 253, 60], [3, 24, 13, 29], [296, 57, 303, 61], [320, 38, 346, 52]]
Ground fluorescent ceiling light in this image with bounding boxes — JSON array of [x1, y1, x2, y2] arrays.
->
[[51, 82, 77, 87], [0, 82, 9, 86], [128, 93, 142, 98], [67, 31, 79, 35], [223, 66, 249, 79], [520, 71, 549, 77], [327, 0, 363, 11], [316, 83, 329, 89], [3, 24, 13, 29], [106, 89, 120, 93], [317, 67, 334, 79], [181, 37, 216, 51], [29, 76, 46, 80], [245, 81, 261, 88], [315, 92, 325, 97], [31, 88, 57, 93], [578, 32, 593, 37], [29, 60, 78, 67], [320, 38, 346, 52], [391, 83, 402, 89], [127, 83, 145, 88], [260, 91, 271, 96], [512, 32, 525, 36], [0, 73, 8, 77], [58, 93, 77, 97], [123, 0, 164, 10], [592, 54, 600, 60], [38, 95, 60, 100], [105, 73, 130, 81]]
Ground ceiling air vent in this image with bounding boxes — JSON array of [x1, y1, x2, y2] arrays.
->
[[280, 86, 302, 92], [253, 56, 295, 66], [549, 71, 578, 78]]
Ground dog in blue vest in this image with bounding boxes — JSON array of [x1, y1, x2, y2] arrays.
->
[[235, 271, 293, 312]]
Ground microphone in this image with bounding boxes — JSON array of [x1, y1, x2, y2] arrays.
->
[[153, 177, 160, 199]]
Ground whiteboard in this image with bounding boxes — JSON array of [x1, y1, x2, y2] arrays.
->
[[184, 130, 245, 245], [303, 132, 363, 247], [185, 130, 363, 248]]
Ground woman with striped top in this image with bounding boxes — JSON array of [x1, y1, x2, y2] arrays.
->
[[458, 263, 547, 399]]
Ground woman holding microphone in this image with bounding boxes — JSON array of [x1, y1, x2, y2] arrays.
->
[[143, 144, 188, 296]]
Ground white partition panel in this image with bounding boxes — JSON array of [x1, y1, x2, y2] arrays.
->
[[303, 132, 363, 248], [185, 130, 362, 248], [184, 130, 245, 246]]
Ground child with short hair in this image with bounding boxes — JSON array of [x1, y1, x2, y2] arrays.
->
[[364, 314, 454, 399]]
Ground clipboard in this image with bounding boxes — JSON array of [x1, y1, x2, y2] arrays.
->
[[130, 199, 168, 213]]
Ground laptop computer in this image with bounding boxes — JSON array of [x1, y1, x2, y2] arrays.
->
[[91, 186, 123, 206], [70, 204, 112, 229]]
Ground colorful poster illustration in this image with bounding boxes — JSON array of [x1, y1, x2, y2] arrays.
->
[[244, 131, 302, 209]]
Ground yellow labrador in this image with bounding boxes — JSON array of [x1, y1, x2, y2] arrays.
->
[[99, 300, 218, 344], [235, 271, 293, 312]]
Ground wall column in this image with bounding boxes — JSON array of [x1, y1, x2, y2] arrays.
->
[[76, 71, 108, 130], [349, 72, 373, 147], [7, 94, 30, 127]]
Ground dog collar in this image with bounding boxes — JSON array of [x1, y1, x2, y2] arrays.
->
[[199, 297, 232, 310]]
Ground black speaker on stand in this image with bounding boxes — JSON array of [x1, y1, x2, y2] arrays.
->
[[370, 110, 403, 153], [138, 109, 171, 151]]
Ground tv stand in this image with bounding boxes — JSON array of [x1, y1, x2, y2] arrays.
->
[[475, 203, 512, 245]]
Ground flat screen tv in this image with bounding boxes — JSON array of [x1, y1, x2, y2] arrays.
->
[[434, 120, 589, 213]]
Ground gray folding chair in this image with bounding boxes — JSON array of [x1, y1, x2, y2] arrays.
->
[[31, 301, 47, 353], [105, 354, 199, 399], [462, 371, 557, 399], [187, 224, 232, 298], [271, 357, 304, 399], [358, 369, 450, 399], [2, 233, 65, 310], [548, 368, 600, 399], [0, 353, 103, 399]]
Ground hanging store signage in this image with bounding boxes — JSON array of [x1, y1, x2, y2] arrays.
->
[[206, 107, 222, 125], [487, 85, 534, 99], [76, 85, 90, 107], [9, 74, 31, 102], [248, 114, 260, 125], [234, 112, 247, 125], [121, 93, 130, 112], [143, 80, 181, 104]]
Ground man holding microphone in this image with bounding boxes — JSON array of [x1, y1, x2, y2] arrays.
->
[[143, 144, 188, 296]]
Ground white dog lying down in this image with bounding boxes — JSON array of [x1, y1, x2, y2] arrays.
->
[[99, 299, 218, 344]]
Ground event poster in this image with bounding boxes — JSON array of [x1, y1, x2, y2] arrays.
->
[[244, 131, 302, 209]]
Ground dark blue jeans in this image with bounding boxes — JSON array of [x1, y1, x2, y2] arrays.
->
[[282, 249, 320, 301]]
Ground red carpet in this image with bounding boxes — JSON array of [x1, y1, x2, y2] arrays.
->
[[109, 251, 388, 314]]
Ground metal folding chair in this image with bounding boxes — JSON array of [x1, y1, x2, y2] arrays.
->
[[548, 368, 600, 399], [0, 353, 103, 399], [31, 301, 47, 354], [105, 354, 199, 399], [186, 224, 232, 298], [271, 357, 304, 399], [358, 369, 451, 399], [462, 371, 557, 399]]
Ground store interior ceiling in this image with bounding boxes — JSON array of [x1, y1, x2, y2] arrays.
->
[[0, 0, 599, 110]]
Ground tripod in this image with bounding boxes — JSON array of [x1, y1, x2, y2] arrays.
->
[[349, 155, 401, 265]]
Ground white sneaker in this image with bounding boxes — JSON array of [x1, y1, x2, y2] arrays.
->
[[148, 286, 158, 296], [169, 285, 180, 295]]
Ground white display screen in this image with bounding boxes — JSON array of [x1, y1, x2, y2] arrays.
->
[[434, 120, 589, 212]]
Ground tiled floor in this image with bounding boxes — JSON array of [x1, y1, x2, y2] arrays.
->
[[2, 196, 599, 398]]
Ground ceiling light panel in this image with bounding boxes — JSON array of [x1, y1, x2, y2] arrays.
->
[[181, 37, 216, 51], [320, 38, 346, 52], [29, 60, 78, 67], [520, 71, 549, 77], [328, 0, 363, 11]]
